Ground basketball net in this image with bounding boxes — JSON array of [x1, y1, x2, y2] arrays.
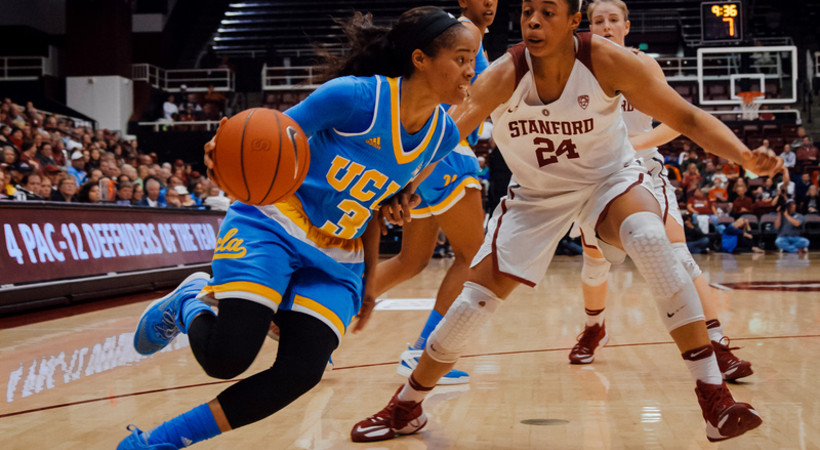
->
[[738, 91, 764, 120]]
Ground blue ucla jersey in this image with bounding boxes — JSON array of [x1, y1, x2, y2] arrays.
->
[[283, 75, 459, 239], [204, 75, 459, 340]]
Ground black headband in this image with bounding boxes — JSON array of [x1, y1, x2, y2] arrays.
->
[[391, 9, 461, 57]]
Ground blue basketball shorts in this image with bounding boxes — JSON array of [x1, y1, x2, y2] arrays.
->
[[412, 141, 482, 219], [199, 199, 364, 343]]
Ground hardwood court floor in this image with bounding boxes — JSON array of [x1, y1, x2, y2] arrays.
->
[[1, 252, 818, 449]]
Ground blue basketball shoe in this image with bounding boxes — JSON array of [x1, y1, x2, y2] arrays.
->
[[396, 347, 469, 385], [133, 272, 210, 355], [118, 425, 176, 449]]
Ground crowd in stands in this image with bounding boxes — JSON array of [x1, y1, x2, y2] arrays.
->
[[161, 85, 228, 125], [661, 128, 818, 254], [0, 98, 231, 211]]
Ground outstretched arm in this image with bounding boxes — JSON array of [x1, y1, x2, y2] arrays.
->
[[630, 123, 680, 151], [448, 52, 517, 140]]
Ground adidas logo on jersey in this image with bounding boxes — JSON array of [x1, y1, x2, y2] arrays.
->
[[366, 137, 381, 149]]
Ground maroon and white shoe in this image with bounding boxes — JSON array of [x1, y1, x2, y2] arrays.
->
[[695, 380, 762, 442], [569, 322, 609, 364], [712, 337, 753, 381], [350, 386, 427, 442]]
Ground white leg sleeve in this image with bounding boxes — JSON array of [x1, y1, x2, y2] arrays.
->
[[619, 212, 705, 331], [426, 281, 502, 363], [581, 252, 611, 287], [671, 242, 703, 279]]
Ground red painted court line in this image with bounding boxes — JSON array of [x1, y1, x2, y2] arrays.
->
[[2, 333, 819, 420]]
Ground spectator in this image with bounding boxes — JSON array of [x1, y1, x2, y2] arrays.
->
[[173, 185, 196, 207], [777, 177, 795, 198], [43, 164, 63, 186], [722, 160, 742, 183], [681, 148, 704, 173], [687, 187, 717, 233], [2, 146, 17, 165], [164, 185, 182, 207], [0, 166, 12, 199], [796, 136, 818, 170], [162, 95, 179, 121], [14, 172, 44, 200], [774, 200, 809, 253], [77, 181, 101, 203], [755, 139, 771, 153], [799, 185, 818, 215], [39, 175, 53, 198], [780, 144, 796, 171], [731, 184, 755, 218], [35, 142, 57, 167], [139, 177, 164, 207], [753, 176, 776, 202], [50, 175, 78, 202], [698, 160, 717, 188], [203, 185, 230, 211], [721, 217, 764, 254], [683, 212, 710, 254], [115, 180, 134, 205], [682, 162, 702, 194], [67, 151, 87, 185], [17, 141, 41, 172], [189, 181, 205, 205], [87, 168, 103, 184], [203, 85, 227, 120], [771, 184, 790, 213], [132, 183, 145, 204], [790, 127, 811, 148], [708, 178, 728, 202], [794, 172, 813, 202]]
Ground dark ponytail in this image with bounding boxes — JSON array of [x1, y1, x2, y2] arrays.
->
[[318, 6, 463, 81]]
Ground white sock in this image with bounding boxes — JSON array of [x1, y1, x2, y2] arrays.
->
[[706, 319, 724, 343], [585, 308, 605, 327], [397, 376, 432, 403], [683, 346, 723, 385]]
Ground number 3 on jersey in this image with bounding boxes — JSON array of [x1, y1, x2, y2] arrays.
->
[[534, 137, 579, 167]]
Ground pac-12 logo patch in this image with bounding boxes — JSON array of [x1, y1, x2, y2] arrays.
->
[[577, 95, 589, 110]]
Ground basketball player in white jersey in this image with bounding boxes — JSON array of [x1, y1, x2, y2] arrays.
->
[[352, 0, 781, 443], [567, 0, 752, 382]]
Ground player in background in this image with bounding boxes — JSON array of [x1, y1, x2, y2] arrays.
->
[[352, 0, 781, 443], [567, 0, 753, 383], [372, 0, 497, 385], [117, 7, 476, 449]]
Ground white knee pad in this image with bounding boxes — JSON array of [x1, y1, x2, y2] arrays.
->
[[426, 281, 501, 363], [619, 212, 704, 331], [671, 242, 703, 280], [581, 252, 611, 287]]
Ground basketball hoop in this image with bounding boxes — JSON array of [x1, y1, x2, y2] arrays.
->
[[737, 91, 764, 120]]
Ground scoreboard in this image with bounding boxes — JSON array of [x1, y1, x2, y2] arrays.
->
[[701, 1, 743, 43]]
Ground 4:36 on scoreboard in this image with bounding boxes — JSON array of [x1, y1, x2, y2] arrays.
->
[[701, 1, 743, 43]]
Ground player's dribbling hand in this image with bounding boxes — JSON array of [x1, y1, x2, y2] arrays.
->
[[741, 147, 783, 178], [203, 117, 229, 188], [381, 185, 421, 226]]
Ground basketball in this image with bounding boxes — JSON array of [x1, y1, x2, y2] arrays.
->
[[212, 108, 310, 205]]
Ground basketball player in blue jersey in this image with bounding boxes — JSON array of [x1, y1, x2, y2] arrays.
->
[[371, 0, 497, 386], [353, 0, 782, 443], [568, 0, 753, 381], [117, 7, 477, 449]]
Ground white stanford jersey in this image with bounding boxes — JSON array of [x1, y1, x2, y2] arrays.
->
[[490, 33, 636, 193]]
